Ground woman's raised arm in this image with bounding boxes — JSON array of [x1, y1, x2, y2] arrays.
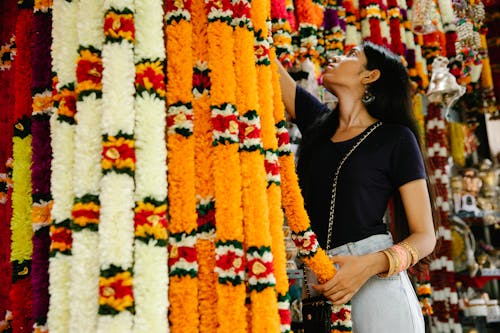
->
[[276, 59, 297, 120]]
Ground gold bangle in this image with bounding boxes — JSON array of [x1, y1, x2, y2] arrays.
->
[[399, 241, 419, 266], [388, 247, 400, 275], [378, 249, 395, 277]]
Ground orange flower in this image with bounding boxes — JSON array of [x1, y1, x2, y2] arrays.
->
[[165, 1, 199, 332]]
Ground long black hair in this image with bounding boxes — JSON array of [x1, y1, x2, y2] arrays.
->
[[297, 41, 439, 269]]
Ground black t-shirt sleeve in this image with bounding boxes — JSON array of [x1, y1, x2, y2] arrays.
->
[[390, 127, 427, 188], [294, 85, 330, 133]]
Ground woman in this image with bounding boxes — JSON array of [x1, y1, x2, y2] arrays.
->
[[278, 42, 438, 332]]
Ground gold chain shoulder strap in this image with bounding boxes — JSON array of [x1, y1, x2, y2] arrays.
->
[[326, 121, 382, 251]]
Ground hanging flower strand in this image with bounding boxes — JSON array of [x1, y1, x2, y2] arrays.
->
[[191, 0, 218, 331], [344, 0, 362, 52], [68, 1, 105, 332], [233, 0, 281, 331], [271, 0, 295, 68], [323, 0, 346, 61], [165, 0, 200, 332], [206, 0, 248, 332], [47, 1, 78, 332], [387, 0, 404, 55], [360, 0, 383, 44], [269, 48, 353, 332], [11, 1, 35, 330], [31, 1, 53, 332], [97, 3, 136, 332], [133, 0, 169, 332]]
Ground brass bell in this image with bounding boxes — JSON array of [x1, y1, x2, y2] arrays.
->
[[426, 56, 466, 116]]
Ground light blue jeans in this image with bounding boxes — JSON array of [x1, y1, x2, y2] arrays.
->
[[304, 233, 425, 333]]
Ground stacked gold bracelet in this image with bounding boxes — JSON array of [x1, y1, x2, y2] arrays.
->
[[378, 241, 420, 277]]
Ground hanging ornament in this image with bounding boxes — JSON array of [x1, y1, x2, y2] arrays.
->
[[427, 56, 466, 117], [411, 0, 437, 34]]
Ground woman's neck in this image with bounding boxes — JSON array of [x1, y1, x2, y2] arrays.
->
[[337, 98, 377, 130]]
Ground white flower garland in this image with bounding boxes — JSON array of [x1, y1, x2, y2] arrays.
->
[[98, 1, 136, 332], [47, 1, 79, 332], [437, 0, 455, 30], [69, 0, 105, 332], [132, 0, 168, 332]]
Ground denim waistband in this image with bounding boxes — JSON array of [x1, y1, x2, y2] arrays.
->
[[326, 233, 394, 257]]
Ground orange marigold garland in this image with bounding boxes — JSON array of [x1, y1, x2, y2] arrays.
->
[[268, 49, 294, 333], [270, 48, 353, 332], [248, 1, 297, 333], [271, 0, 295, 68], [294, 0, 324, 62], [98, 4, 136, 332], [233, 0, 281, 332], [206, 1, 247, 332], [192, 0, 218, 331], [133, 0, 169, 332], [165, 0, 200, 332]]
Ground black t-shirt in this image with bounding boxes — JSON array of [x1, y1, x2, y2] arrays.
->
[[294, 86, 426, 249]]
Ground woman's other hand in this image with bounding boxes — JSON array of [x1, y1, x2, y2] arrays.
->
[[311, 252, 387, 305]]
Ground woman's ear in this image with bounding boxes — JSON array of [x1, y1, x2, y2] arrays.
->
[[361, 69, 381, 84]]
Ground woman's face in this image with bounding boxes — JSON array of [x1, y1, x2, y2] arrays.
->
[[321, 47, 368, 94]]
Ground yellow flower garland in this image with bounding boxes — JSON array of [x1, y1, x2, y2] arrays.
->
[[165, 1, 199, 332], [233, 0, 281, 332], [192, 0, 218, 331], [206, 1, 247, 332]]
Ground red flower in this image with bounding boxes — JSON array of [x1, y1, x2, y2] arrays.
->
[[232, 0, 251, 19], [238, 121, 261, 142], [136, 66, 165, 92], [277, 131, 290, 147], [77, 59, 103, 84], [102, 141, 136, 162], [294, 233, 317, 251], [211, 114, 238, 133], [264, 159, 280, 176], [72, 208, 99, 221], [271, 0, 287, 19], [197, 209, 215, 228], [368, 18, 382, 45], [247, 258, 274, 278], [134, 210, 167, 228], [165, 0, 192, 13], [192, 71, 211, 90], [279, 308, 292, 325], [100, 277, 133, 301], [104, 13, 135, 40], [216, 250, 245, 272], [51, 226, 72, 245], [206, 0, 231, 14], [331, 307, 350, 322], [168, 245, 197, 267]]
